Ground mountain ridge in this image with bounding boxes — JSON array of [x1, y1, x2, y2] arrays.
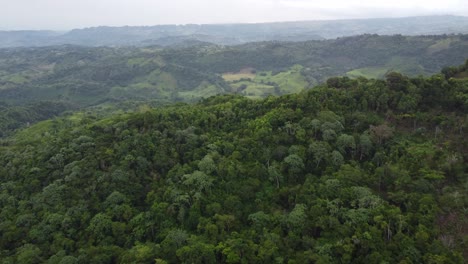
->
[[1, 15, 468, 47]]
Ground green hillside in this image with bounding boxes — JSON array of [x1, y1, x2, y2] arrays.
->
[[1, 34, 467, 105], [0, 34, 467, 136], [0, 66, 467, 263]]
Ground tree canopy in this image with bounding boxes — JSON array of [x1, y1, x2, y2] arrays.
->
[[0, 64, 466, 263]]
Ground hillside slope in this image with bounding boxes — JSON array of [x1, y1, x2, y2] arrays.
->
[[1, 34, 466, 136], [1, 34, 467, 104], [0, 66, 466, 263]]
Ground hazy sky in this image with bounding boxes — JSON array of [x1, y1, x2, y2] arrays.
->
[[2, 0, 468, 30]]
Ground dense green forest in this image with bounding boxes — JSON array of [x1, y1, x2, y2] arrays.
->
[[0, 60, 467, 263], [1, 34, 467, 136]]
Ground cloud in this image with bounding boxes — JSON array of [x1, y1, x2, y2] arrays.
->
[[1, 0, 467, 30], [278, 0, 461, 9], [275, 0, 468, 20]]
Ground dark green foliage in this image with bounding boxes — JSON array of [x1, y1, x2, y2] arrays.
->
[[0, 101, 73, 137], [0, 66, 466, 263]]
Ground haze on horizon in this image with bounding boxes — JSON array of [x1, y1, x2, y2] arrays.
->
[[2, 0, 468, 31]]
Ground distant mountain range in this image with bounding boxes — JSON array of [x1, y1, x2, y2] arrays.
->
[[1, 15, 468, 48], [1, 34, 466, 107]]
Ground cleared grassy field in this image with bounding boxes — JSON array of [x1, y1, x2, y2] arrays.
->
[[222, 68, 257, 81], [223, 65, 308, 98], [179, 81, 224, 100], [347, 67, 389, 79], [254, 65, 308, 94], [230, 81, 276, 99], [347, 57, 428, 79], [427, 38, 453, 54]]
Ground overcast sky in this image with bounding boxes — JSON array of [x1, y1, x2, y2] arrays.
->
[[2, 0, 468, 30]]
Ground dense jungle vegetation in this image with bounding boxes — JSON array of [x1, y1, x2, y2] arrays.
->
[[0, 59, 467, 263]]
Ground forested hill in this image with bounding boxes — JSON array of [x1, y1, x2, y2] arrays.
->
[[1, 34, 467, 105], [0, 34, 467, 136], [1, 15, 468, 47], [0, 64, 467, 263]]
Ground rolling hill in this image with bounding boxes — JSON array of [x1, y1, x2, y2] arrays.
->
[[1, 15, 468, 48], [0, 34, 467, 136]]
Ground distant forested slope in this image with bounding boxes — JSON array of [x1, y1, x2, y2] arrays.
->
[[0, 64, 466, 263], [1, 34, 467, 103], [1, 15, 468, 47], [0, 34, 466, 135]]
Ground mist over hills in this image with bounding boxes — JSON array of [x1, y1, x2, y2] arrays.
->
[[1, 15, 468, 48]]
